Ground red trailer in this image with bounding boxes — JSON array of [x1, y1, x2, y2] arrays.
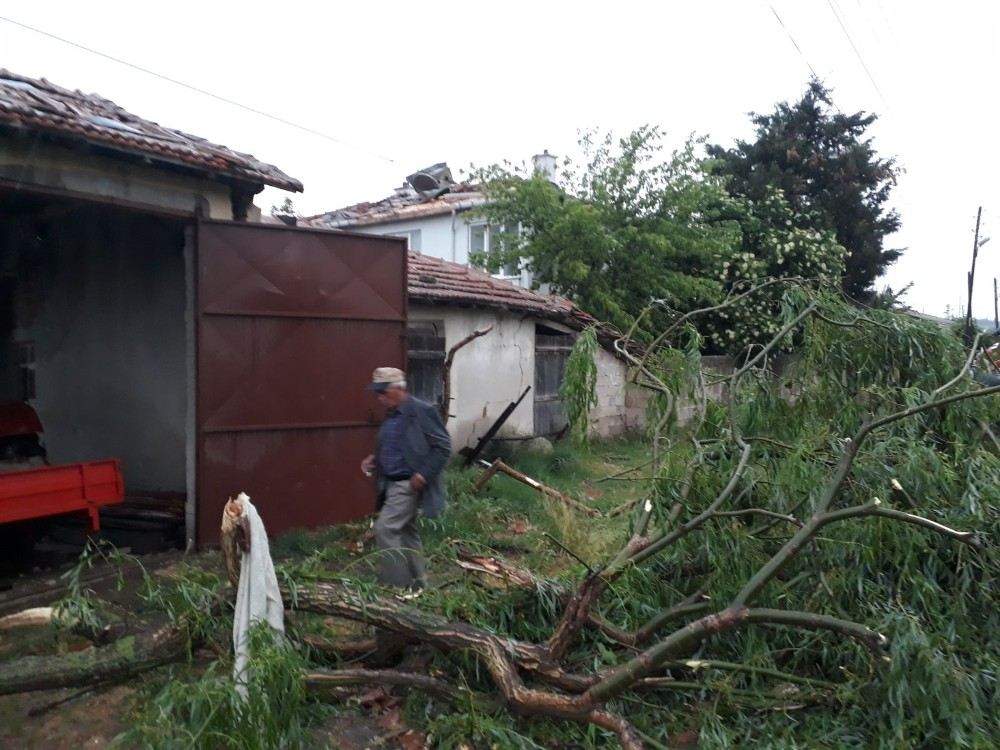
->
[[0, 403, 124, 532]]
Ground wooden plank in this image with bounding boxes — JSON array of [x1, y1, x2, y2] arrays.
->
[[461, 386, 532, 466]]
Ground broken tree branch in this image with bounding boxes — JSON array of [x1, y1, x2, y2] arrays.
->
[[709, 508, 804, 528], [454, 547, 541, 589], [819, 501, 981, 547], [475, 459, 601, 517], [588, 598, 713, 649], [441, 326, 493, 423], [744, 609, 886, 654]]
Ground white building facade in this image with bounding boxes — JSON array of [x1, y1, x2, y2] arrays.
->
[[307, 156, 560, 289]]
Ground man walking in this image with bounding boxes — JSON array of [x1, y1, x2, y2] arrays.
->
[[361, 367, 451, 591]]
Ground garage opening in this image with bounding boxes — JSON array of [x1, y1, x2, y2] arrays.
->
[[1, 192, 189, 561]]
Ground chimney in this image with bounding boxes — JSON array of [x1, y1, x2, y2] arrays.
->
[[532, 150, 557, 182]]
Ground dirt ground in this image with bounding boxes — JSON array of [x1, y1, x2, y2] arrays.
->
[[0, 549, 410, 749], [0, 682, 401, 749], [0, 683, 136, 749]]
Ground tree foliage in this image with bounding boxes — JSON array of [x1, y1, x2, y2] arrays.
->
[[475, 128, 846, 354], [474, 129, 732, 340], [560, 326, 599, 444], [708, 79, 902, 300]]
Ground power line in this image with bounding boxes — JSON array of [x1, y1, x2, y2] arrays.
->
[[0, 14, 397, 164], [825, 0, 891, 110], [768, 3, 821, 81]]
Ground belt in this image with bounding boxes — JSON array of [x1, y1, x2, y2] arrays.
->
[[385, 473, 412, 481]]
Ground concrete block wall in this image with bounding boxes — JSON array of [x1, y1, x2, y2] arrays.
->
[[590, 347, 649, 437]]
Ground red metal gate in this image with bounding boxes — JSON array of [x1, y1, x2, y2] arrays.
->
[[196, 221, 407, 546]]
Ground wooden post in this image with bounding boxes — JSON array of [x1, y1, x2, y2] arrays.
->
[[965, 206, 983, 342], [993, 277, 998, 331]]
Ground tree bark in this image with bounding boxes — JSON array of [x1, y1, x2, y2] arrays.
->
[[0, 617, 191, 696]]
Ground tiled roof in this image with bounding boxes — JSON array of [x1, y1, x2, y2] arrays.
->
[[0, 70, 302, 192], [408, 251, 565, 315], [407, 252, 637, 356], [308, 184, 484, 228]]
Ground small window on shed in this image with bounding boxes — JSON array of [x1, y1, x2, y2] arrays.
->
[[407, 321, 445, 407], [534, 325, 574, 436]]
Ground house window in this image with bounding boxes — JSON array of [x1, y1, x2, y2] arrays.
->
[[16, 341, 36, 401], [385, 228, 422, 250], [470, 223, 520, 278], [407, 321, 445, 407]]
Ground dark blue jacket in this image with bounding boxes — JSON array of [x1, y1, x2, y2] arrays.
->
[[375, 395, 451, 517]]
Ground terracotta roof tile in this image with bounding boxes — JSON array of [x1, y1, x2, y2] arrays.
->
[[408, 251, 566, 315], [0, 70, 302, 192], [308, 184, 484, 228], [406, 251, 639, 357]]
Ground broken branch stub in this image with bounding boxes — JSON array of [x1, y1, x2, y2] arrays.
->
[[441, 326, 493, 423], [474, 458, 601, 517]]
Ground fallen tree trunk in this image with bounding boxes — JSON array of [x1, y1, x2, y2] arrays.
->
[[0, 617, 191, 696]]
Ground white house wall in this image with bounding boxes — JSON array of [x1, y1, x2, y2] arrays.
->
[[362, 214, 467, 264], [410, 305, 536, 450], [410, 304, 647, 450], [356, 212, 533, 287]]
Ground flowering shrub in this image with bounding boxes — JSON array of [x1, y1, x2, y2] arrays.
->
[[704, 187, 847, 353]]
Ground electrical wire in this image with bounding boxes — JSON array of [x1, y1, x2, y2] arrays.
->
[[768, 3, 821, 81], [825, 0, 891, 109], [0, 14, 397, 164]]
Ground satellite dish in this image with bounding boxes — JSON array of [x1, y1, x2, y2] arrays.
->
[[406, 163, 454, 194]]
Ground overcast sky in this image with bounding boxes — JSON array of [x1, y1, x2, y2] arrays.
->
[[2, 1, 997, 318]]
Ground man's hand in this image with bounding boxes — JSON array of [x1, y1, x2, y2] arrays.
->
[[410, 473, 427, 491], [361, 454, 375, 477]]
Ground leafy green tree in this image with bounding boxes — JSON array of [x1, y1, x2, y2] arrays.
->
[[474, 128, 735, 340], [476, 128, 845, 354], [708, 80, 902, 300]]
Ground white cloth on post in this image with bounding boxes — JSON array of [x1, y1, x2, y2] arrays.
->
[[231, 492, 284, 695]]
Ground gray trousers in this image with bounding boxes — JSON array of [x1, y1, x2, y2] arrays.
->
[[375, 480, 427, 590]]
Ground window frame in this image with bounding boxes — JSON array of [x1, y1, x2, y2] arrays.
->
[[468, 222, 522, 280]]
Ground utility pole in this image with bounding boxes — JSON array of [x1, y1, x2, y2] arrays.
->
[[965, 206, 983, 343]]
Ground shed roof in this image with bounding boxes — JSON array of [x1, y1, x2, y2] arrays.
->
[[408, 251, 564, 316], [406, 251, 639, 357], [0, 70, 302, 192]]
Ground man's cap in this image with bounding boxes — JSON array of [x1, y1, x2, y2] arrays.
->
[[368, 367, 407, 392]]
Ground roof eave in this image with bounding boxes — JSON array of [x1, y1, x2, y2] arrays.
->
[[0, 115, 303, 193]]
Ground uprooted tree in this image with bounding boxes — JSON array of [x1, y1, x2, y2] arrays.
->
[[2, 282, 999, 748]]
